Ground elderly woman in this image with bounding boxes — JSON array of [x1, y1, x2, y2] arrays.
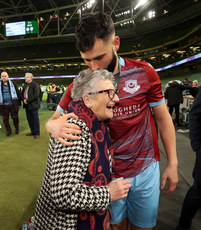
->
[[33, 69, 131, 230]]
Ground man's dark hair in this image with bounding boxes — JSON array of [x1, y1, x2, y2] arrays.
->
[[75, 12, 115, 52]]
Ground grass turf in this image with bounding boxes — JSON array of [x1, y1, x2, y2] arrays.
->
[[0, 107, 54, 230]]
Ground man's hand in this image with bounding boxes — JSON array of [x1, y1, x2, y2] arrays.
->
[[45, 113, 82, 146], [24, 99, 28, 104], [161, 162, 178, 194], [107, 178, 131, 201]]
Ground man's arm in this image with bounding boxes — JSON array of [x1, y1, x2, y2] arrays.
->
[[13, 81, 22, 107], [152, 102, 178, 194]]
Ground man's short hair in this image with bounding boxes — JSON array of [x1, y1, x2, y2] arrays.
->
[[25, 72, 33, 78], [75, 12, 115, 52]]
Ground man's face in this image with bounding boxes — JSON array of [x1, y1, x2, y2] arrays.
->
[[25, 74, 32, 83], [80, 37, 119, 73], [193, 81, 198, 87], [1, 72, 9, 83]]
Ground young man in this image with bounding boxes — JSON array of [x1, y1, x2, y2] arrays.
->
[[45, 12, 178, 230], [0, 71, 21, 136], [22, 72, 40, 139]]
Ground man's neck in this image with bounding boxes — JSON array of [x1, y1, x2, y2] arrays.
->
[[113, 57, 119, 74]]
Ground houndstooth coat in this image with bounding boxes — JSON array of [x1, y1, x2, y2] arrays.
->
[[33, 118, 111, 230]]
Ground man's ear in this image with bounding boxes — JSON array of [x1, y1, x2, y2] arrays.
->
[[113, 36, 120, 52], [82, 94, 91, 108]]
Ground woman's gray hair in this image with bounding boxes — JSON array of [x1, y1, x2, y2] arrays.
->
[[71, 69, 114, 100]]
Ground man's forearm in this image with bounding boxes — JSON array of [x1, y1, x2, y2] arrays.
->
[[159, 115, 178, 165], [153, 103, 178, 164]]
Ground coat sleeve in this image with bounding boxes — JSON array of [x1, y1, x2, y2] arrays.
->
[[49, 118, 110, 212], [189, 90, 201, 151], [164, 88, 168, 99], [13, 81, 21, 106]]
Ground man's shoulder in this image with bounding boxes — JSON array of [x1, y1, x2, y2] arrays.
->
[[68, 82, 74, 90], [123, 57, 152, 69], [31, 81, 40, 87]]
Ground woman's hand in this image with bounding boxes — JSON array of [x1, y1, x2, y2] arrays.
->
[[107, 178, 131, 201]]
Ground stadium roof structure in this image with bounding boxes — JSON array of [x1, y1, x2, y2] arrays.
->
[[0, 0, 201, 75]]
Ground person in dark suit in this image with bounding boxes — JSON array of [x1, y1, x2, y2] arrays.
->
[[177, 89, 201, 230], [165, 81, 192, 126], [22, 72, 40, 139], [190, 80, 199, 98], [0, 71, 21, 136]]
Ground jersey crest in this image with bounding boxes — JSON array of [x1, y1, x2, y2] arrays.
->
[[123, 80, 140, 94]]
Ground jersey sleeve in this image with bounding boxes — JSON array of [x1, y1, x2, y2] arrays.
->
[[57, 82, 74, 113], [145, 64, 165, 107]]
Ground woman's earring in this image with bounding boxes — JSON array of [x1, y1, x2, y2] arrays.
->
[[88, 105, 91, 108]]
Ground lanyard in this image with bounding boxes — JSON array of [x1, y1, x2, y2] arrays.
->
[[114, 57, 121, 91]]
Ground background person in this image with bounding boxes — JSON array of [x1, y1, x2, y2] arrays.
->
[[177, 87, 201, 230], [165, 81, 192, 126], [45, 12, 178, 230], [22, 72, 40, 139], [33, 69, 131, 230], [177, 89, 201, 230], [39, 84, 44, 101], [190, 80, 199, 98], [0, 71, 21, 136]]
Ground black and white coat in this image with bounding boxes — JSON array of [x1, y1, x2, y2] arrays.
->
[[33, 118, 111, 230]]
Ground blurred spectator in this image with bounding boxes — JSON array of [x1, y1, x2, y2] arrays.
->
[[177, 89, 201, 230], [39, 84, 44, 101], [190, 80, 199, 98], [46, 83, 51, 103], [183, 77, 190, 85], [22, 73, 40, 139], [165, 81, 192, 126], [50, 83, 58, 92], [48, 83, 60, 104], [192, 80, 198, 87], [0, 71, 21, 136], [188, 81, 193, 86]]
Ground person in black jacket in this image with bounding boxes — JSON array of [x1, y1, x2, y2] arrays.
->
[[177, 89, 201, 230], [0, 71, 21, 136], [22, 72, 40, 139], [165, 81, 192, 126], [190, 80, 199, 98]]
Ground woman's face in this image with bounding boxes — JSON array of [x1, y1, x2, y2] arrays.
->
[[87, 79, 119, 121]]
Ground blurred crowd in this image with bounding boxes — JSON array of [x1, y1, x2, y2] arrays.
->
[[0, 71, 68, 138], [164, 77, 200, 126]]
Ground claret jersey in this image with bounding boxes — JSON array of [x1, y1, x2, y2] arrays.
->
[[57, 57, 165, 178], [109, 57, 164, 178]]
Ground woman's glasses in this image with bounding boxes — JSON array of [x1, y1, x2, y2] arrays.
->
[[88, 89, 119, 99]]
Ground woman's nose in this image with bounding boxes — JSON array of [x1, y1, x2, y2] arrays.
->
[[113, 94, 119, 103]]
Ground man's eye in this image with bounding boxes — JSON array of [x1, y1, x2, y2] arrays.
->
[[96, 57, 103, 60]]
